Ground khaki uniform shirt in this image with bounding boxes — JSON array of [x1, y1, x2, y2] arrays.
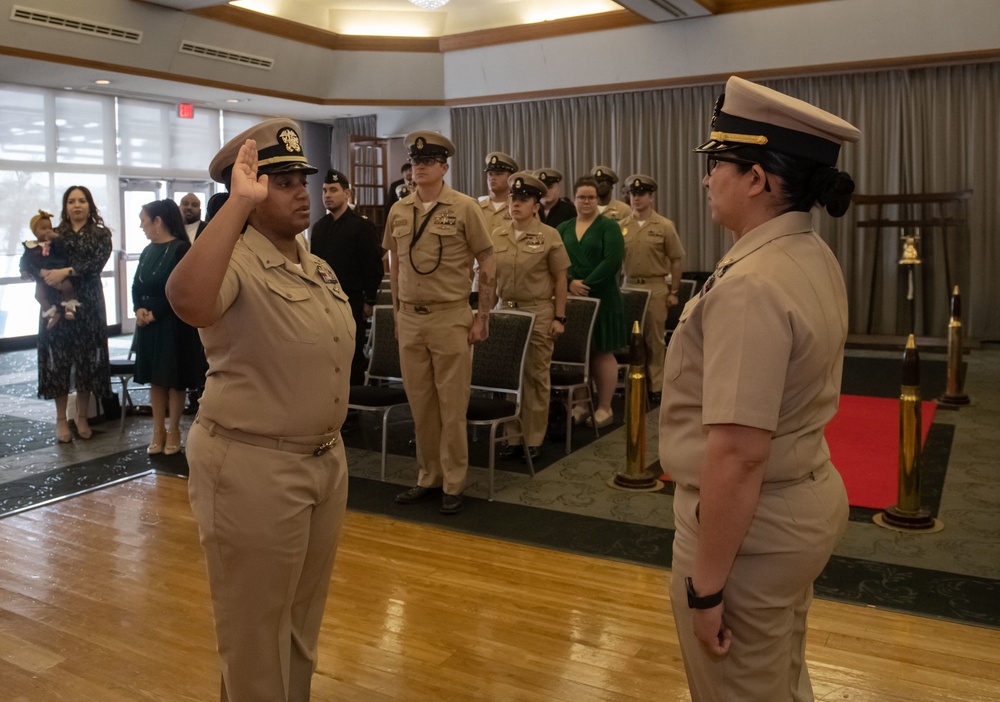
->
[[600, 199, 633, 228], [493, 220, 570, 302], [198, 226, 356, 437], [659, 211, 848, 489], [478, 195, 513, 234], [384, 183, 492, 303], [623, 211, 685, 279]]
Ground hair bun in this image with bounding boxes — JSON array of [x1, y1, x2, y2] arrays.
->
[[814, 168, 855, 218]]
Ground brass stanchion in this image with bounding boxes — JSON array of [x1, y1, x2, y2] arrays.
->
[[938, 285, 970, 406], [874, 334, 943, 532], [609, 321, 663, 492]]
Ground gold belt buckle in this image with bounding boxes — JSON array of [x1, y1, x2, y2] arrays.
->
[[313, 436, 338, 456], [504, 300, 518, 308], [413, 304, 429, 314], [633, 277, 646, 284]]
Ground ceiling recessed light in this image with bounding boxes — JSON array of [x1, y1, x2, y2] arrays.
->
[[94, 79, 111, 85], [226, 99, 240, 103]]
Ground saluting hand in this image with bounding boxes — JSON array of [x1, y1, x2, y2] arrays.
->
[[230, 139, 269, 206]]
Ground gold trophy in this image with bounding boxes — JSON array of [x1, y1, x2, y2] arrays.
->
[[610, 321, 662, 492], [875, 335, 942, 532], [938, 285, 971, 406]]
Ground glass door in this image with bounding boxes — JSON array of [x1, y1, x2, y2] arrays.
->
[[119, 179, 165, 334]]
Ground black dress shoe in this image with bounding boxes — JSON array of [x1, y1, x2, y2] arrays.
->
[[525, 446, 542, 462], [440, 493, 463, 514], [395, 485, 440, 504], [499, 444, 524, 460]]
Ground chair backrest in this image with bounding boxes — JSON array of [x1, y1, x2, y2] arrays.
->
[[470, 310, 535, 401], [552, 296, 600, 368], [365, 305, 402, 382], [617, 287, 651, 351], [665, 279, 697, 333]]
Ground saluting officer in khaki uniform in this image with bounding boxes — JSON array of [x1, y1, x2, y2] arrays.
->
[[384, 131, 496, 515], [622, 174, 685, 399], [167, 119, 355, 701], [590, 166, 632, 227], [493, 173, 570, 461], [659, 76, 860, 702]]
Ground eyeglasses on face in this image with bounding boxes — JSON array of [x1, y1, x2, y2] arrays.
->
[[705, 155, 759, 177], [574, 194, 598, 201], [409, 156, 446, 166]]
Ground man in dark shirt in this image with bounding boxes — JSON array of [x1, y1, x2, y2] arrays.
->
[[534, 168, 576, 228], [384, 162, 414, 214], [311, 169, 385, 386]]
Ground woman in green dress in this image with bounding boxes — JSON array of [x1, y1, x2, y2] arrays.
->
[[557, 176, 626, 428], [133, 199, 206, 455]]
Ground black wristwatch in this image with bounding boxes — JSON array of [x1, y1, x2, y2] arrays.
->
[[554, 316, 567, 325], [685, 577, 723, 609]]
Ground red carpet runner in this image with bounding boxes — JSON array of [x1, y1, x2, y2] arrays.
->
[[824, 395, 936, 509], [658, 395, 937, 510]]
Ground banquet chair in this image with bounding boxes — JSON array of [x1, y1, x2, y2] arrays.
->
[[466, 309, 535, 500], [348, 305, 408, 480], [549, 296, 600, 454]]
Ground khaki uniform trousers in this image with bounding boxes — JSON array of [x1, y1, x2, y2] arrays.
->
[[397, 304, 474, 495], [626, 277, 668, 388], [670, 464, 848, 702], [187, 420, 349, 702], [503, 301, 555, 447]]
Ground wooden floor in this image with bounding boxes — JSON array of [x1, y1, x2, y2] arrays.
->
[[1, 476, 998, 702]]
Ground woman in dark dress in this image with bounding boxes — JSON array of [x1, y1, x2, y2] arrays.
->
[[133, 199, 206, 455], [39, 186, 112, 443], [557, 176, 626, 429]]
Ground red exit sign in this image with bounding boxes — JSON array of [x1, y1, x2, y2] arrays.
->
[[178, 103, 194, 119]]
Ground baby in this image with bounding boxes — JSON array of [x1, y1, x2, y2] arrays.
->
[[19, 210, 80, 329]]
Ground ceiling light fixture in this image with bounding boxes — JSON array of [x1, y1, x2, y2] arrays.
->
[[94, 79, 111, 85], [408, 0, 449, 10]]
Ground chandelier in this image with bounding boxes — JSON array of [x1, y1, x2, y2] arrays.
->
[[408, 0, 449, 9]]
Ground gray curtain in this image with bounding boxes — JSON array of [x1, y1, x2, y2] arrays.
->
[[331, 114, 377, 173], [452, 63, 1000, 340]]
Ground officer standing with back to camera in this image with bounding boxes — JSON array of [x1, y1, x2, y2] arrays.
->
[[535, 168, 577, 229], [590, 165, 633, 226], [622, 174, 685, 404], [383, 131, 496, 515], [310, 169, 384, 387]]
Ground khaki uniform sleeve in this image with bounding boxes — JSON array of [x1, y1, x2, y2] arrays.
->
[[663, 219, 685, 263], [547, 233, 571, 273], [464, 200, 493, 255], [212, 252, 244, 321], [382, 203, 403, 252], [701, 272, 791, 432]]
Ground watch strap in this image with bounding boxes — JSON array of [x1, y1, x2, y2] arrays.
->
[[685, 577, 723, 609], [554, 316, 567, 324]]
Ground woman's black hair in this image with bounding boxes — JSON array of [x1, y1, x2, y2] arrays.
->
[[142, 199, 187, 241], [60, 185, 107, 229], [205, 192, 229, 223], [729, 146, 856, 218]]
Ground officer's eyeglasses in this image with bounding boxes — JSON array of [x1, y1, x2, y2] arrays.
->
[[705, 156, 771, 192], [409, 156, 446, 166], [575, 194, 598, 201], [705, 156, 759, 176]]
